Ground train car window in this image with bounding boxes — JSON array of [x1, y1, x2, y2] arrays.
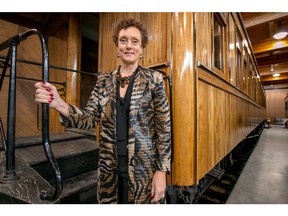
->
[[236, 49, 241, 88], [244, 59, 248, 94], [235, 29, 243, 89], [243, 46, 249, 95], [228, 14, 236, 86], [253, 69, 257, 100], [248, 65, 252, 98], [213, 13, 226, 73]]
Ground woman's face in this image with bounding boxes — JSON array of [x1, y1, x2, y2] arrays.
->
[[117, 26, 143, 65]]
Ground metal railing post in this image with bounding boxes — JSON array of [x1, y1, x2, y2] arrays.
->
[[1, 41, 20, 182], [0, 29, 63, 201]]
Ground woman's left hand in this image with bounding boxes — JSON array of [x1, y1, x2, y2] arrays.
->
[[150, 171, 166, 203]]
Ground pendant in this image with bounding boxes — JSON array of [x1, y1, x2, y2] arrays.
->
[[117, 73, 131, 88]]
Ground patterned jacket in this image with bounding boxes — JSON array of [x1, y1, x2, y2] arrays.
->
[[62, 66, 171, 204]]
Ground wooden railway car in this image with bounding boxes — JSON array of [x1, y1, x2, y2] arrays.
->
[[0, 12, 266, 204]]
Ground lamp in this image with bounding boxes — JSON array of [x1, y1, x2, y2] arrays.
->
[[272, 20, 288, 40], [273, 31, 288, 40], [271, 64, 281, 77]]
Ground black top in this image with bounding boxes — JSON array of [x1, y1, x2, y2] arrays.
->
[[116, 68, 138, 155]]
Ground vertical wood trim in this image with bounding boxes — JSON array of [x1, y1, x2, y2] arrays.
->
[[171, 12, 196, 186], [48, 25, 68, 133], [166, 13, 172, 73], [66, 13, 81, 106]]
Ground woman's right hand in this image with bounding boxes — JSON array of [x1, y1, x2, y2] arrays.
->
[[35, 82, 69, 118]]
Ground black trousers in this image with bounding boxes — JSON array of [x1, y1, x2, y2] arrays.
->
[[118, 155, 128, 204]]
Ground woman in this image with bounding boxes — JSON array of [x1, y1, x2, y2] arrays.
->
[[35, 18, 171, 204]]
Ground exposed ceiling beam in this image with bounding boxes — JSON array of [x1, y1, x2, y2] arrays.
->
[[257, 52, 288, 66], [262, 79, 288, 86], [261, 72, 288, 86], [252, 37, 288, 54], [259, 63, 288, 76], [44, 14, 69, 37], [0, 14, 44, 32], [242, 12, 288, 28]]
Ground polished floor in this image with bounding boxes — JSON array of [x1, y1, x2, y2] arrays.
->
[[226, 125, 288, 204]]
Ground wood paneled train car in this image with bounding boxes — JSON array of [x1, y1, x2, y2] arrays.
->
[[0, 12, 266, 203]]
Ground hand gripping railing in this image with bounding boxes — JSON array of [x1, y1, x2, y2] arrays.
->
[[0, 29, 63, 201]]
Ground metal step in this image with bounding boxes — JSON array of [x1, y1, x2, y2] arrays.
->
[[16, 136, 99, 183], [60, 169, 98, 204], [0, 132, 100, 203]]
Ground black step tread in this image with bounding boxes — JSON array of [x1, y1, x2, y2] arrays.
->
[[65, 128, 97, 137], [60, 169, 98, 199], [15, 132, 85, 148], [16, 138, 99, 165]]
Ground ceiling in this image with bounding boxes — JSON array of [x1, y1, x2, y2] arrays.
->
[[1, 13, 288, 90], [241, 12, 288, 90]]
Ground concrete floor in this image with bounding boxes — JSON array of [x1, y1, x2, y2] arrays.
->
[[226, 125, 288, 204]]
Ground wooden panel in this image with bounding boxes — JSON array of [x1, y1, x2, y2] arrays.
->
[[195, 13, 212, 69], [266, 89, 288, 123], [195, 12, 266, 180], [140, 13, 170, 68], [197, 78, 266, 179], [198, 81, 227, 178], [0, 19, 18, 46], [66, 14, 81, 106], [98, 13, 140, 72], [0, 19, 19, 136], [48, 25, 69, 133], [0, 17, 72, 136], [16, 26, 42, 137], [171, 12, 196, 186], [98, 13, 170, 72], [0, 21, 43, 137], [228, 14, 237, 86]]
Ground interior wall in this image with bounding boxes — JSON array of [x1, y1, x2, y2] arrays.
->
[[0, 20, 42, 137], [266, 88, 288, 123]]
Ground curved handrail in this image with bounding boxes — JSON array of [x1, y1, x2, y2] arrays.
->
[[0, 29, 63, 201], [0, 117, 6, 152], [26, 29, 63, 201]]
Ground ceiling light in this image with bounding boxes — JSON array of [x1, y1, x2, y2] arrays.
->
[[273, 31, 288, 40], [273, 73, 280, 77]]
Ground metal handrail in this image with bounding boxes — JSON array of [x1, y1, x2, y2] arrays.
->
[[0, 117, 6, 152], [0, 54, 98, 76], [0, 29, 62, 201]]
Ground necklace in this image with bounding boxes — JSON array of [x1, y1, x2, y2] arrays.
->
[[116, 70, 132, 88]]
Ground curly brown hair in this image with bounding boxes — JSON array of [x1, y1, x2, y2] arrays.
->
[[112, 18, 149, 48]]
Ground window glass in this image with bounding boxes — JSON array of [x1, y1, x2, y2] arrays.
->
[[214, 14, 224, 72]]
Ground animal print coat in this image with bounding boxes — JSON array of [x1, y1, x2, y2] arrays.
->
[[61, 66, 171, 204]]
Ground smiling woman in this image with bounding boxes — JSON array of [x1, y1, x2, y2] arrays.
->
[[34, 18, 171, 204], [117, 26, 143, 74], [0, 12, 272, 205]]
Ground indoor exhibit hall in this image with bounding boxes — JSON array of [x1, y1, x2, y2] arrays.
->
[[0, 12, 288, 204]]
